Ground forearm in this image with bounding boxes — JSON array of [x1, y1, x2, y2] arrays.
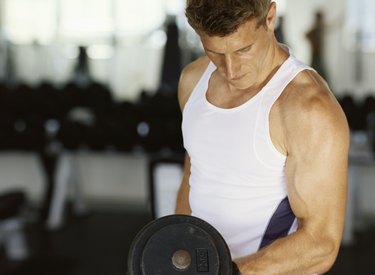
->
[[235, 228, 339, 275]]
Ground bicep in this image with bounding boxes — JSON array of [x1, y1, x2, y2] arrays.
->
[[285, 98, 349, 238], [175, 153, 191, 215], [286, 144, 348, 229], [182, 153, 191, 180]]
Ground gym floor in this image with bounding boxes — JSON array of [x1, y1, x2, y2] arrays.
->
[[0, 206, 374, 275]]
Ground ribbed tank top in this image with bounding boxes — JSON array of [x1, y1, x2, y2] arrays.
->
[[181, 52, 313, 259]]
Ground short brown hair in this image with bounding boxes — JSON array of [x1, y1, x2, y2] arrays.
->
[[185, 0, 272, 36]]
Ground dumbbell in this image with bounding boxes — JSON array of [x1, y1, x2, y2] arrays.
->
[[127, 214, 241, 275]]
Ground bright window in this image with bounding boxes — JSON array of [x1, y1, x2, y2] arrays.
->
[[115, 0, 165, 35], [274, 0, 286, 15], [59, 0, 114, 43], [3, 0, 168, 44], [3, 0, 57, 44], [346, 0, 375, 51]]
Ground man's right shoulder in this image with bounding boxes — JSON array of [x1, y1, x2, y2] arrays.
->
[[178, 56, 210, 111]]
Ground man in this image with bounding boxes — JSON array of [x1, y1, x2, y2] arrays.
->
[[175, 1, 349, 274]]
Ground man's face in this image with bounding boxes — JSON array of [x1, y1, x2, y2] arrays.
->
[[200, 18, 275, 91]]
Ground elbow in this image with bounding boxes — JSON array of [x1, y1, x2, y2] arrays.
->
[[318, 256, 337, 274], [314, 236, 341, 274]]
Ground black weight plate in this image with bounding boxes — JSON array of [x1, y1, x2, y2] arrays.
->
[[142, 222, 219, 274], [127, 215, 233, 275]]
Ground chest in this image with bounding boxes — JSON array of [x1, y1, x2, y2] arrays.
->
[[206, 75, 260, 109], [205, 82, 287, 156]]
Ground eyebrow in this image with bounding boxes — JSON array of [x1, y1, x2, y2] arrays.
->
[[204, 43, 254, 55], [204, 47, 222, 55], [236, 44, 254, 52]]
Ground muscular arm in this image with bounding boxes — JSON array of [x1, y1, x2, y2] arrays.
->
[[236, 73, 350, 275]]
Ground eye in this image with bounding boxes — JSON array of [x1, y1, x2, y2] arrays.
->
[[238, 45, 252, 54]]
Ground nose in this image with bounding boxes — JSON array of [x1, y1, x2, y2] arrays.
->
[[224, 55, 239, 80]]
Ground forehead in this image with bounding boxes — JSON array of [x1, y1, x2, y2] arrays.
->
[[200, 19, 261, 53]]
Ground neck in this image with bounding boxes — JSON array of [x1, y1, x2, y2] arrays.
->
[[262, 42, 289, 82], [228, 42, 289, 95]]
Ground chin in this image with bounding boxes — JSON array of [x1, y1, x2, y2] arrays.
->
[[230, 80, 254, 91]]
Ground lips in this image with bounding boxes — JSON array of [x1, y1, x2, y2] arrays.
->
[[229, 74, 245, 81]]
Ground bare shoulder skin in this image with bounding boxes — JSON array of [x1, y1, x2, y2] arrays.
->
[[177, 55, 211, 112]]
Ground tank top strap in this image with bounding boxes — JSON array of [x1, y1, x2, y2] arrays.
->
[[261, 55, 314, 107]]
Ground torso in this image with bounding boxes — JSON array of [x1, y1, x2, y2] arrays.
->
[[180, 52, 318, 259], [180, 53, 329, 158], [181, 58, 292, 157]]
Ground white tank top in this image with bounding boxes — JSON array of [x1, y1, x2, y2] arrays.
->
[[182, 53, 313, 260]]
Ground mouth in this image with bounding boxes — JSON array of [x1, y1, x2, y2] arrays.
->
[[229, 74, 245, 81]]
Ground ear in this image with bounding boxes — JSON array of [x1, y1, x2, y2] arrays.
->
[[266, 2, 277, 31]]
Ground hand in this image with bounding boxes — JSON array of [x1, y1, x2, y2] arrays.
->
[[233, 262, 242, 275]]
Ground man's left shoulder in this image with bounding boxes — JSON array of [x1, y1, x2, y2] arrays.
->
[[278, 70, 350, 157], [281, 69, 339, 115], [279, 69, 349, 135]]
